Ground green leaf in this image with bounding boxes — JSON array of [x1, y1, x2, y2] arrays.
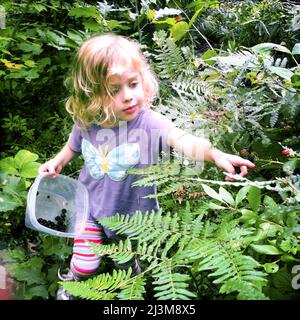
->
[[200, 49, 218, 61], [0, 157, 17, 175], [251, 244, 282, 255], [83, 19, 102, 31], [188, 8, 202, 27], [268, 66, 293, 81], [23, 285, 49, 300], [209, 55, 250, 67], [292, 43, 300, 55], [1, 175, 26, 204], [219, 187, 234, 205], [235, 186, 250, 207], [24, 60, 36, 67], [153, 18, 176, 26], [201, 184, 226, 204], [19, 162, 40, 178], [14, 150, 39, 168], [41, 236, 72, 258], [263, 262, 279, 273], [9, 257, 46, 285], [258, 222, 282, 238], [0, 193, 22, 211], [201, 49, 217, 62], [239, 209, 258, 225], [281, 255, 300, 263], [17, 42, 42, 55], [0, 248, 27, 264], [3, 175, 26, 195], [170, 21, 189, 42], [283, 159, 298, 175], [46, 30, 67, 47], [32, 3, 47, 12], [68, 6, 99, 19], [38, 57, 51, 68], [252, 43, 291, 55], [263, 195, 278, 212], [208, 203, 227, 210], [5, 69, 40, 80], [106, 20, 130, 31], [248, 186, 261, 212]]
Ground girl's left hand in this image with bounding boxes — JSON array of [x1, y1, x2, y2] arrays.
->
[[209, 149, 255, 181]]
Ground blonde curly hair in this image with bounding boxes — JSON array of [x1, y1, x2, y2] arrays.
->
[[66, 34, 159, 128]]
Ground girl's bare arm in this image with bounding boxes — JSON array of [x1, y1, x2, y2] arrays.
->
[[39, 143, 77, 177], [167, 127, 255, 180]]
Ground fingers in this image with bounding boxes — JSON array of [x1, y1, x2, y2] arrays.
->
[[225, 166, 247, 181], [229, 155, 255, 168], [48, 162, 58, 177], [56, 164, 63, 175], [222, 154, 253, 180], [225, 175, 235, 181], [38, 161, 60, 177], [212, 152, 256, 181], [215, 159, 236, 181], [239, 165, 248, 176], [38, 163, 47, 174], [242, 159, 255, 168]]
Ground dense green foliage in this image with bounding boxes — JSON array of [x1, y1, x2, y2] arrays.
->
[[1, 0, 300, 300]]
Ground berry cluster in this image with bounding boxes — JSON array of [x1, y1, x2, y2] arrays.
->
[[239, 149, 256, 162], [38, 209, 68, 232]]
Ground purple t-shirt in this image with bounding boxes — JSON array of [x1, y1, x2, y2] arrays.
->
[[68, 108, 175, 237]]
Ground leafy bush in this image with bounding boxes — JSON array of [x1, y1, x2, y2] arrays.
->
[[0, 150, 40, 240], [1, 0, 300, 300], [0, 236, 72, 299]]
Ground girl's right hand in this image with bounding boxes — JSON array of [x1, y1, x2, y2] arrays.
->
[[38, 159, 63, 177]]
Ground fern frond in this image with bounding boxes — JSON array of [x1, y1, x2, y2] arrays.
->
[[129, 163, 181, 188], [117, 274, 146, 300], [94, 206, 268, 300], [60, 269, 132, 300], [220, 279, 269, 300], [160, 233, 182, 259], [269, 108, 279, 127], [155, 182, 183, 198], [153, 33, 186, 80], [191, 214, 205, 238], [98, 211, 180, 243], [194, 239, 267, 299], [172, 74, 214, 100], [152, 260, 197, 300], [90, 239, 135, 264]]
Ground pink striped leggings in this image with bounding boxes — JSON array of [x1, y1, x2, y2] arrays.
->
[[70, 220, 105, 279], [70, 219, 140, 280]]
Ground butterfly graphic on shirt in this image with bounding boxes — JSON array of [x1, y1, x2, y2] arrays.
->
[[81, 139, 140, 181]]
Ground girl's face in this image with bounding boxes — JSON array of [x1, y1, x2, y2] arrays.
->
[[104, 66, 145, 127]]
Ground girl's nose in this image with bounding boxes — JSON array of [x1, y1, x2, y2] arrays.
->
[[122, 86, 133, 102]]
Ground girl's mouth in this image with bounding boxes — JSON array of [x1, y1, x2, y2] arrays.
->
[[123, 105, 138, 114]]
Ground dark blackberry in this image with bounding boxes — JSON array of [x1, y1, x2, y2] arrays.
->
[[38, 218, 46, 225], [247, 154, 255, 162], [235, 167, 241, 174], [37, 209, 68, 232]]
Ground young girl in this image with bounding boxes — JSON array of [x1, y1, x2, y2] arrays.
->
[[39, 34, 255, 299]]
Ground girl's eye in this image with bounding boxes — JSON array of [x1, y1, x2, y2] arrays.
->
[[130, 81, 139, 88]]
